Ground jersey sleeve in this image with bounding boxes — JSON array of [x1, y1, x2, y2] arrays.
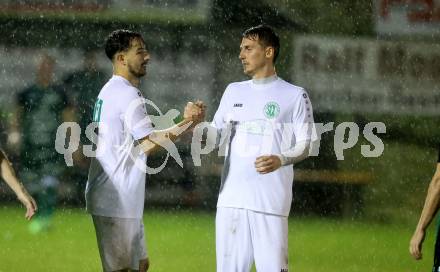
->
[[212, 84, 231, 130], [119, 88, 154, 140], [290, 90, 315, 142]]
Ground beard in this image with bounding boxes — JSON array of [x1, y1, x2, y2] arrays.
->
[[128, 62, 147, 78], [243, 65, 254, 76]]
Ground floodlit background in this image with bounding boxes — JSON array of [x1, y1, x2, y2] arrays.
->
[[0, 1, 439, 271]]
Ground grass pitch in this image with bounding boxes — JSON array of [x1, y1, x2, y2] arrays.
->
[[0, 206, 435, 271]]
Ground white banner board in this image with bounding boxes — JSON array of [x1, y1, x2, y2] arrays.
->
[[293, 35, 440, 115], [375, 0, 440, 36]]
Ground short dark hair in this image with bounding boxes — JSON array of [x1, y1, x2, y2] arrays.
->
[[104, 29, 144, 60], [243, 25, 280, 64]]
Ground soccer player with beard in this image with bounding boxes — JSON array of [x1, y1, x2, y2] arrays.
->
[[86, 30, 204, 272]]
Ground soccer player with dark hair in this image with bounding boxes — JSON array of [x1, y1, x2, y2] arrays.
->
[[211, 25, 315, 271], [86, 29, 204, 272], [410, 146, 440, 271], [0, 148, 37, 220]]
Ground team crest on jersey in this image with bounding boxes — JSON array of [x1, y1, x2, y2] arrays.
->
[[263, 101, 280, 119]]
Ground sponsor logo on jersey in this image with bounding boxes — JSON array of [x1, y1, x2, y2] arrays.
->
[[236, 119, 272, 136], [263, 101, 280, 119], [233, 103, 243, 107]]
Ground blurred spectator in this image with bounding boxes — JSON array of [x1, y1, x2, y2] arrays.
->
[[63, 51, 106, 136], [10, 54, 74, 233], [62, 51, 107, 202]]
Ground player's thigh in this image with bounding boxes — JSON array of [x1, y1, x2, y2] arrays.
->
[[216, 207, 253, 272], [250, 211, 288, 271], [92, 216, 147, 272], [216, 207, 249, 251], [129, 221, 148, 271]]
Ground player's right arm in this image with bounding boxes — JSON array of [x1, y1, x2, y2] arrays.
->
[[137, 101, 205, 155], [199, 85, 232, 150], [0, 149, 37, 220], [410, 161, 440, 260], [114, 84, 205, 156]]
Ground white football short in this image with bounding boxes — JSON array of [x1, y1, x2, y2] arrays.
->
[[216, 207, 289, 272], [92, 215, 148, 272]]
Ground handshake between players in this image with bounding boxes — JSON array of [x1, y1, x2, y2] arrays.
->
[[183, 100, 206, 125], [135, 100, 206, 157]]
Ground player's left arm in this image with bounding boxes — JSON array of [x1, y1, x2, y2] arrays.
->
[[255, 90, 314, 174], [0, 149, 37, 220]]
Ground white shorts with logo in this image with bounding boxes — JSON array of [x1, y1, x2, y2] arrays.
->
[[216, 207, 289, 272], [92, 215, 148, 272]]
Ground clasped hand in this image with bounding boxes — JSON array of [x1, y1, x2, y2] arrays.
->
[[184, 100, 206, 124]]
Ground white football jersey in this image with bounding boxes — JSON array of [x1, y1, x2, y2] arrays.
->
[[86, 75, 154, 219], [213, 76, 314, 216]]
